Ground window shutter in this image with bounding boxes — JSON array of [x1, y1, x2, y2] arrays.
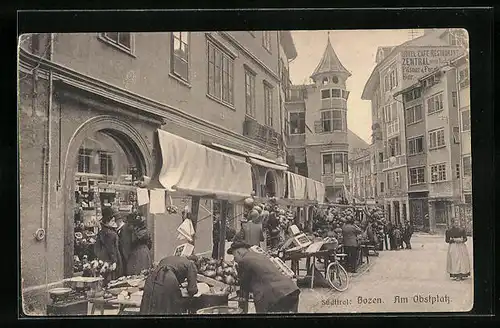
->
[[314, 120, 323, 133]]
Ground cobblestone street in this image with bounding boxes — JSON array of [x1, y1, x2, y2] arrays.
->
[[299, 234, 474, 313]]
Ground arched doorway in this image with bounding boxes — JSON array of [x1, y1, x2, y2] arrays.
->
[[63, 116, 152, 278], [264, 170, 277, 198]]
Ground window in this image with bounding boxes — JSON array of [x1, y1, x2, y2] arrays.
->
[[384, 75, 390, 92], [331, 89, 341, 98], [462, 156, 472, 176], [321, 89, 331, 99], [455, 163, 460, 179], [264, 83, 273, 126], [461, 108, 471, 131], [289, 112, 305, 135], [464, 193, 472, 204], [384, 103, 398, 123], [262, 31, 272, 53], [406, 104, 423, 125], [78, 149, 92, 173], [427, 93, 444, 114], [101, 33, 132, 51], [389, 172, 401, 188], [342, 89, 349, 100], [322, 77, 329, 85], [409, 167, 425, 185], [380, 182, 385, 193], [322, 153, 348, 174], [171, 32, 190, 82], [430, 163, 447, 182], [244, 69, 256, 117], [378, 152, 384, 163], [207, 42, 234, 105], [321, 109, 344, 132], [388, 136, 401, 157], [99, 152, 113, 176], [459, 67, 469, 81], [429, 128, 445, 149], [389, 68, 398, 90], [408, 136, 424, 155], [451, 91, 458, 107], [452, 127, 460, 143]]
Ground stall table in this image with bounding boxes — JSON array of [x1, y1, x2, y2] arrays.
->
[[283, 248, 337, 289]]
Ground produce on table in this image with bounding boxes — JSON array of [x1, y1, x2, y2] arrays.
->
[[194, 257, 239, 286], [311, 205, 386, 249]]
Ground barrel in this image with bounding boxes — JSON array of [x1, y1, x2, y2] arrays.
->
[[196, 306, 243, 314]]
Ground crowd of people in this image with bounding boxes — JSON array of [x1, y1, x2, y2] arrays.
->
[[93, 206, 153, 282]]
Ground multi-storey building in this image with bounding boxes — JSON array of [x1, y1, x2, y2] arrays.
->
[[361, 29, 465, 226], [396, 65, 463, 233], [18, 31, 297, 311], [285, 36, 351, 201], [450, 54, 471, 205]]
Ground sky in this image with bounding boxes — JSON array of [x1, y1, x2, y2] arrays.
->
[[288, 29, 423, 143]]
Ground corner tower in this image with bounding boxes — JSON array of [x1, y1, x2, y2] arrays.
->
[[304, 33, 352, 201]]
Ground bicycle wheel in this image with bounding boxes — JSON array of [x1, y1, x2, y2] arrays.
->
[[326, 262, 349, 292]]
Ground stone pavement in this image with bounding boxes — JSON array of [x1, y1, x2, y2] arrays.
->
[[301, 233, 474, 313]]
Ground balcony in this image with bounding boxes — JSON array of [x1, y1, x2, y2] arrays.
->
[[286, 88, 307, 102], [382, 155, 407, 171], [321, 173, 349, 187], [243, 116, 283, 148]]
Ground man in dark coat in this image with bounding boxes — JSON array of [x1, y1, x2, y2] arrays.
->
[[386, 221, 395, 250], [341, 219, 363, 273], [228, 241, 300, 313], [116, 214, 133, 277], [95, 207, 122, 280], [402, 220, 413, 249], [140, 255, 199, 315], [212, 217, 220, 259]]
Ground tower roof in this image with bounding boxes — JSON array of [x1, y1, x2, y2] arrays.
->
[[311, 34, 351, 80]]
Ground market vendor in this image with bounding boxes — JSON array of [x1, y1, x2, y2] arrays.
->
[[227, 240, 300, 313], [140, 255, 199, 315]]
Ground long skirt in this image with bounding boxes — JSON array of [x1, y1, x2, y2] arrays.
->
[[126, 244, 152, 275], [446, 242, 471, 278], [140, 269, 182, 315]]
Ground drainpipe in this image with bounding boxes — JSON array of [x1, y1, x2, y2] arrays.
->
[[277, 31, 285, 161], [45, 33, 54, 246], [453, 63, 464, 205]]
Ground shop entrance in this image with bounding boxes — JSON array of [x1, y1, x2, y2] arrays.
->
[[63, 117, 152, 278], [72, 130, 144, 275]]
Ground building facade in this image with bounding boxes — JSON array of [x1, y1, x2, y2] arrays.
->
[[18, 31, 297, 312], [361, 29, 465, 228], [285, 37, 351, 201]]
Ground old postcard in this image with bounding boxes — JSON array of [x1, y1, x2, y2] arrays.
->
[[18, 29, 473, 316]]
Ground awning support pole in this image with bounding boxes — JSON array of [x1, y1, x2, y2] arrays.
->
[[190, 196, 201, 246], [217, 200, 228, 260]]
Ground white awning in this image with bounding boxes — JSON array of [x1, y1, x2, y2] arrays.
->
[[248, 158, 288, 171], [156, 130, 253, 202], [314, 180, 326, 204], [204, 142, 288, 171], [305, 178, 317, 201], [287, 172, 307, 200]]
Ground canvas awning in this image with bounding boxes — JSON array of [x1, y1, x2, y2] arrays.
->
[[156, 130, 253, 202], [203, 142, 288, 171], [286, 172, 307, 200]]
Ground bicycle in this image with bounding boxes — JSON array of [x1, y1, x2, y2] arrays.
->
[[325, 246, 349, 292]]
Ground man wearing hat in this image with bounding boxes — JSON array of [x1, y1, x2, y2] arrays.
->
[[228, 238, 300, 313]]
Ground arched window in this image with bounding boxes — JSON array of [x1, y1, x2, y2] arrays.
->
[[322, 77, 329, 85]]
